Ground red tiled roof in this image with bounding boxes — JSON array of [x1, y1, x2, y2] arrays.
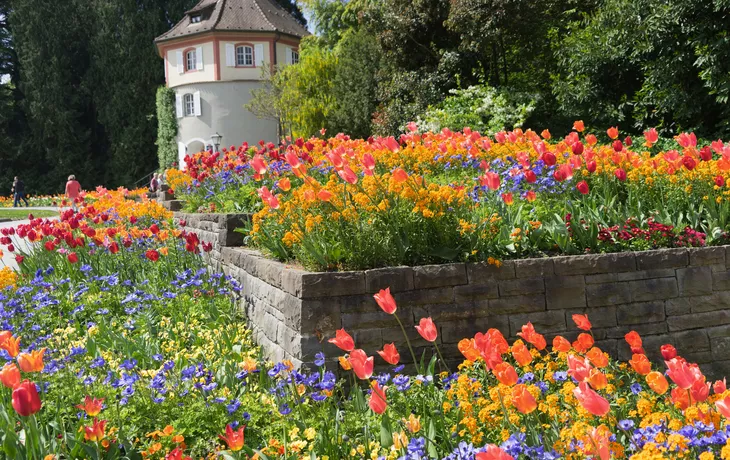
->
[[155, 0, 309, 43]]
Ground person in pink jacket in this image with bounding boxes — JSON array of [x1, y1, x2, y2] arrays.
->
[[65, 175, 82, 212]]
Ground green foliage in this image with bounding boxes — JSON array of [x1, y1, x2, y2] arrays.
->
[[156, 86, 178, 170], [418, 84, 537, 135]]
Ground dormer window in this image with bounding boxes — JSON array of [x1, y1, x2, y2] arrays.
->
[[191, 15, 202, 24]]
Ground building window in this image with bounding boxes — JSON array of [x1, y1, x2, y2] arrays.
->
[[191, 14, 202, 24], [186, 49, 196, 72], [236, 45, 254, 67], [184, 93, 195, 117], [291, 49, 299, 64]]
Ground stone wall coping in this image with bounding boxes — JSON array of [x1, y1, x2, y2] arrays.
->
[[220, 245, 730, 298]]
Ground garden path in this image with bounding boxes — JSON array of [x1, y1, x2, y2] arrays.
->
[[0, 207, 63, 270]]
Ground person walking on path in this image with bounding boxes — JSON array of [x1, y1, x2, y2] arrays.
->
[[65, 175, 82, 212], [11, 177, 29, 207], [149, 173, 159, 193]]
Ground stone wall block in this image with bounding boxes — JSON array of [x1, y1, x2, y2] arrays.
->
[[394, 288, 454, 307], [636, 248, 689, 270], [498, 277, 545, 297], [468, 261, 516, 283], [423, 303, 489, 322], [617, 269, 676, 282], [300, 298, 339, 336], [545, 275, 586, 310], [300, 271, 367, 298], [585, 273, 617, 284], [689, 247, 726, 266], [414, 263, 467, 289], [342, 310, 409, 330], [514, 259, 554, 278], [440, 318, 492, 343], [565, 307, 617, 329], [667, 311, 730, 331], [671, 329, 710, 353], [366, 267, 414, 293], [629, 278, 678, 302], [489, 294, 545, 315], [454, 282, 499, 302], [554, 253, 636, 276], [586, 282, 631, 307], [617, 301, 666, 325], [712, 269, 730, 291], [676, 266, 713, 296]]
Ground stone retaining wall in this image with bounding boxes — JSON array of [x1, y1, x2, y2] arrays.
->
[[211, 243, 730, 377]]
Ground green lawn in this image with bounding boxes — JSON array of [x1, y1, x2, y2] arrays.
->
[[0, 209, 58, 221]]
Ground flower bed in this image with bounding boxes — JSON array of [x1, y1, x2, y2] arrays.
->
[[0, 191, 730, 458], [172, 124, 730, 272]]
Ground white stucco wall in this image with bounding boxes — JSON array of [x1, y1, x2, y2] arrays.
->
[[175, 81, 278, 166], [166, 41, 216, 88], [219, 40, 271, 81]]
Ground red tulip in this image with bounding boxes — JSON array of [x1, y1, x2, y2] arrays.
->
[[493, 362, 518, 386], [348, 349, 374, 380], [337, 165, 358, 185], [660, 344, 677, 360], [542, 152, 556, 166], [666, 358, 701, 390], [612, 140, 623, 152], [691, 378, 710, 402], [219, 424, 245, 451], [624, 136, 633, 146], [476, 445, 514, 460], [714, 378, 727, 395], [67, 252, 78, 264], [682, 155, 696, 171], [573, 381, 610, 416], [572, 314, 591, 331], [145, 250, 160, 262], [369, 381, 387, 414], [14, 255, 23, 264], [109, 242, 119, 254], [572, 142, 584, 155], [12, 380, 42, 416], [614, 168, 627, 181], [512, 384, 537, 414], [328, 329, 355, 352], [715, 175, 726, 187], [567, 354, 592, 382], [586, 160, 597, 173], [717, 395, 730, 418], [44, 241, 55, 252], [415, 317, 438, 342], [700, 146, 713, 161], [377, 343, 400, 365], [374, 288, 397, 314], [523, 170, 537, 183], [576, 181, 589, 195], [625, 331, 644, 354], [644, 128, 659, 147], [481, 172, 500, 190], [501, 192, 514, 205], [517, 322, 546, 350]]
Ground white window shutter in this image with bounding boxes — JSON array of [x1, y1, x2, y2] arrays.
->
[[226, 44, 235, 67], [196, 46, 204, 70], [176, 51, 184, 74], [254, 44, 264, 67], [175, 94, 183, 118], [193, 91, 202, 116], [285, 47, 292, 65]]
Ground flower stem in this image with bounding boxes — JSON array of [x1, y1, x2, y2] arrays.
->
[[394, 313, 418, 372]]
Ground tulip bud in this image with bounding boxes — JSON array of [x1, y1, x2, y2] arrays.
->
[[660, 344, 677, 360]]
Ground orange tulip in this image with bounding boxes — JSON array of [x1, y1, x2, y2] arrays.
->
[[317, 189, 332, 201], [458, 338, 481, 361], [0, 335, 20, 358], [493, 362, 518, 386], [392, 168, 409, 183], [277, 178, 291, 192], [415, 317, 438, 342], [369, 381, 387, 414], [17, 348, 46, 373], [572, 333, 593, 353], [512, 384, 537, 414], [586, 347, 608, 368], [573, 120, 585, 132], [540, 129, 551, 140], [348, 349, 374, 380], [587, 369, 608, 390], [573, 381, 610, 417], [84, 418, 107, 442], [585, 426, 611, 460], [338, 356, 352, 371], [377, 343, 400, 365], [629, 354, 652, 376], [571, 314, 591, 331], [328, 329, 355, 352], [607, 126, 619, 139], [671, 386, 691, 410], [625, 331, 645, 354], [646, 371, 669, 395], [552, 336, 571, 353], [517, 322, 546, 351], [0, 362, 20, 389], [511, 341, 532, 367], [374, 288, 397, 315], [219, 424, 245, 451], [76, 396, 105, 417]]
